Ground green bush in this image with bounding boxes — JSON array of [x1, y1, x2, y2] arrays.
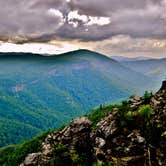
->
[[88, 105, 116, 128], [138, 105, 153, 119], [126, 111, 134, 121], [142, 91, 153, 103], [0, 131, 50, 166]]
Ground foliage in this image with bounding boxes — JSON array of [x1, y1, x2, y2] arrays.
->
[[54, 143, 67, 154], [142, 91, 153, 103], [51, 144, 90, 166], [88, 104, 117, 128], [129, 95, 135, 99], [0, 51, 133, 146], [138, 105, 153, 119], [116, 100, 132, 128], [0, 91, 157, 166], [161, 131, 166, 137], [0, 131, 50, 166], [70, 149, 80, 163]]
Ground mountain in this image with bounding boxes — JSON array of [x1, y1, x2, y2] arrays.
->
[[111, 56, 150, 62], [121, 58, 166, 89], [1, 80, 165, 166], [0, 49, 161, 147]]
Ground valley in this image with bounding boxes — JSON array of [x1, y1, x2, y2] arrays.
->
[[0, 50, 165, 147]]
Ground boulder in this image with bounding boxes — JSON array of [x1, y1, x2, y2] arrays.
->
[[21, 153, 42, 166], [96, 109, 118, 139]]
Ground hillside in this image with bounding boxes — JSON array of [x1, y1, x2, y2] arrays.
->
[[0, 50, 156, 147], [121, 58, 166, 88], [0, 80, 165, 166], [111, 56, 150, 62]]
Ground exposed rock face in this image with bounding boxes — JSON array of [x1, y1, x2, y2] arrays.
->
[[93, 109, 147, 165], [20, 153, 42, 166], [151, 80, 166, 131], [21, 80, 166, 166], [129, 95, 143, 109], [95, 108, 118, 139], [21, 117, 92, 166], [150, 80, 166, 166]]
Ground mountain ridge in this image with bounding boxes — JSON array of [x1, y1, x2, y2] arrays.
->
[[1, 80, 165, 166], [0, 50, 142, 147], [0, 49, 115, 60], [0, 50, 164, 147]]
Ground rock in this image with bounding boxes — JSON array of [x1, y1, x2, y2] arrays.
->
[[151, 98, 160, 107], [95, 137, 106, 148], [21, 117, 93, 166], [129, 95, 143, 109], [127, 130, 145, 143], [156, 134, 166, 166], [134, 96, 141, 101], [110, 131, 146, 157], [161, 80, 166, 90], [96, 109, 118, 139], [21, 153, 42, 166], [151, 80, 166, 131], [95, 148, 106, 161]]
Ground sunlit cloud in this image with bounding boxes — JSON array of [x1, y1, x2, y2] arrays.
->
[[48, 9, 63, 19], [0, 36, 165, 58], [67, 10, 111, 28], [0, 42, 80, 55]]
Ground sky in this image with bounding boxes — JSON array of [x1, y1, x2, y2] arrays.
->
[[0, 0, 166, 58]]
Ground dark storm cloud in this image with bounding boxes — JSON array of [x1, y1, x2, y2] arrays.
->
[[0, 0, 165, 42]]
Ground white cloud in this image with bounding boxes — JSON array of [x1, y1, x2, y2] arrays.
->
[[67, 10, 111, 27], [48, 8, 63, 19], [68, 10, 88, 23], [0, 42, 80, 55], [47, 8, 65, 26], [87, 16, 111, 26]]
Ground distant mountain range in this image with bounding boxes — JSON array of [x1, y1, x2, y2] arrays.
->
[[111, 55, 150, 62], [121, 58, 166, 84], [0, 49, 165, 147]]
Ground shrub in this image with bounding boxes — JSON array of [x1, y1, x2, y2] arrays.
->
[[54, 143, 67, 153], [126, 111, 134, 121], [138, 105, 153, 119], [142, 91, 153, 103], [88, 105, 116, 128], [0, 130, 50, 166]]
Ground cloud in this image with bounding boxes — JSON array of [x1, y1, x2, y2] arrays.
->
[[0, 0, 165, 43], [0, 0, 165, 57], [93, 35, 166, 58], [67, 10, 111, 28], [0, 36, 165, 58], [0, 41, 80, 54]]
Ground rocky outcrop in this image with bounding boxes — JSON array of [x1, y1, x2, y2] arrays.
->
[[129, 96, 143, 109], [21, 80, 166, 166], [150, 80, 166, 166], [93, 108, 147, 165], [151, 80, 166, 131], [21, 117, 93, 166]]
